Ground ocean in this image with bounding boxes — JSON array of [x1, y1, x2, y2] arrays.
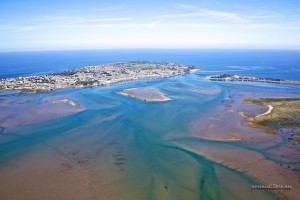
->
[[1, 49, 300, 80], [0, 49, 299, 200]]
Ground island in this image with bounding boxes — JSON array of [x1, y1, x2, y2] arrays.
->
[[210, 74, 300, 85], [118, 87, 171, 102], [0, 62, 197, 93], [242, 98, 300, 139]]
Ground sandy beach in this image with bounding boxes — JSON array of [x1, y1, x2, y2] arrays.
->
[[255, 105, 274, 118]]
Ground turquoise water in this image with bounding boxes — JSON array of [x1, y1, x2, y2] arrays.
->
[[1, 50, 300, 199]]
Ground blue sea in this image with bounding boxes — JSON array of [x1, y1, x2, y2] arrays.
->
[[0, 49, 299, 200], [1, 49, 300, 80]]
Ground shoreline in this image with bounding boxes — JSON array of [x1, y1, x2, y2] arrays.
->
[[209, 74, 300, 86], [255, 105, 273, 119], [242, 98, 300, 134], [189, 93, 300, 200], [0, 62, 197, 93]]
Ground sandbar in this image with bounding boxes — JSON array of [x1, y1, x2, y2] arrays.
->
[[118, 87, 171, 102]]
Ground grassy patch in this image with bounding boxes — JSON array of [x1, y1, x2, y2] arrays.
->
[[243, 98, 300, 106], [244, 98, 300, 134]]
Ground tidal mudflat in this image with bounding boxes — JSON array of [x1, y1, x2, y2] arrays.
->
[[0, 94, 82, 128], [0, 72, 299, 200], [189, 91, 300, 200]]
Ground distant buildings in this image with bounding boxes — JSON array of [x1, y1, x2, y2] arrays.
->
[[0, 62, 196, 92], [210, 74, 300, 85]]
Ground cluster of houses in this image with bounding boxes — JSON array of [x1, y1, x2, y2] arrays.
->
[[0, 62, 193, 92], [209, 74, 300, 85]]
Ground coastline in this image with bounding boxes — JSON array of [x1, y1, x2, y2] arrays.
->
[[242, 98, 300, 135], [210, 74, 300, 86], [189, 92, 300, 200], [1, 54, 300, 200], [0, 62, 197, 93]]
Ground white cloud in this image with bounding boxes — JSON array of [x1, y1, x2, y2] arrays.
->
[[148, 20, 161, 29], [0, 17, 133, 33], [155, 9, 250, 23], [1, 2, 300, 50], [42, 16, 132, 24]]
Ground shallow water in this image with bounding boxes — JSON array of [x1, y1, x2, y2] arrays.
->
[[1, 50, 300, 199], [1, 73, 294, 199]]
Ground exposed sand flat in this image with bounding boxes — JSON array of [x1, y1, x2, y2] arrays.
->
[[52, 98, 79, 106], [189, 92, 300, 200], [1, 78, 299, 200], [0, 148, 129, 200], [225, 137, 242, 141], [0, 96, 83, 128], [190, 104, 278, 143], [118, 87, 171, 102], [173, 141, 300, 200]]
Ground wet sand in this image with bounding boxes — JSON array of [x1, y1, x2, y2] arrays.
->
[[0, 87, 278, 200], [118, 87, 171, 102], [0, 95, 83, 128], [0, 78, 299, 200], [189, 92, 300, 200]]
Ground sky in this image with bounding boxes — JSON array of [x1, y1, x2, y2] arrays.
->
[[1, 0, 300, 51]]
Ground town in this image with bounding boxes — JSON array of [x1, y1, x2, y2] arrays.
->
[[210, 74, 300, 85], [0, 62, 196, 92]]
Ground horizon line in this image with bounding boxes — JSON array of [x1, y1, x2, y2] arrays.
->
[[1, 47, 300, 53]]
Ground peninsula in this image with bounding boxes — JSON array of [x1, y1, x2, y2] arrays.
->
[[210, 74, 300, 85], [0, 62, 196, 93]]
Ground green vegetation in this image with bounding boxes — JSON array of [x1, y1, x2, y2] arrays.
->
[[288, 134, 300, 142], [23, 88, 49, 93], [244, 98, 300, 106], [252, 118, 300, 134], [0, 61, 191, 93], [52, 71, 77, 76], [243, 98, 300, 134], [76, 80, 98, 86]]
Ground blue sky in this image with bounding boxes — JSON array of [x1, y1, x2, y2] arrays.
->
[[1, 0, 300, 51]]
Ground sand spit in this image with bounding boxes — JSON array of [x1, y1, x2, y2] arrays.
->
[[255, 105, 273, 118], [118, 87, 171, 102]]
